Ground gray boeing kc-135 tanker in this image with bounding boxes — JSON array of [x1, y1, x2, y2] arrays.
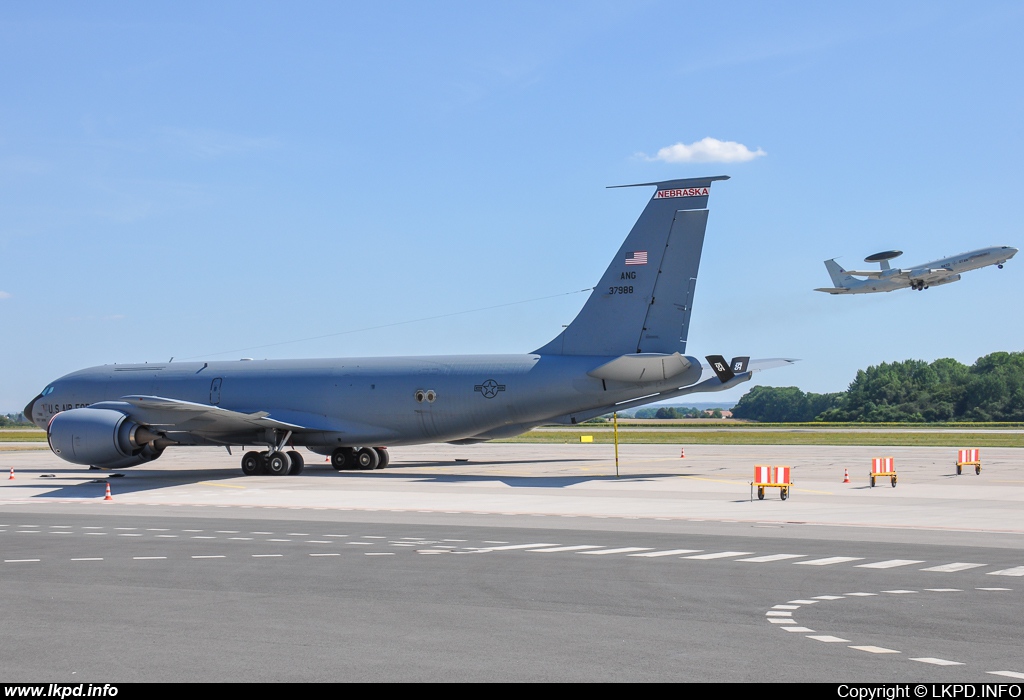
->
[[26, 177, 794, 476]]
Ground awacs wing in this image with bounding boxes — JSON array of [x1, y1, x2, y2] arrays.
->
[[906, 268, 955, 283]]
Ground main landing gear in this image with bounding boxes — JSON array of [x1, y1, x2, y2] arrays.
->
[[331, 446, 389, 471], [240, 449, 305, 476]]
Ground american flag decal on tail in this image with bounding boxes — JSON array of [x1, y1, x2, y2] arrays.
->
[[625, 251, 648, 266]]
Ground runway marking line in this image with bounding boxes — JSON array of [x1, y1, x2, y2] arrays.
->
[[850, 646, 900, 654], [922, 562, 984, 572], [912, 658, 963, 666], [988, 566, 1024, 576], [684, 551, 753, 560], [71, 558, 103, 561], [630, 549, 702, 557], [252, 554, 282, 558], [844, 592, 877, 596], [4, 559, 40, 562], [781, 626, 814, 632], [989, 672, 1024, 680], [739, 554, 806, 563], [977, 587, 1011, 591], [882, 590, 917, 594], [133, 557, 165, 560], [925, 588, 963, 592], [798, 557, 863, 566], [808, 635, 849, 643], [580, 547, 653, 556], [858, 559, 925, 569]]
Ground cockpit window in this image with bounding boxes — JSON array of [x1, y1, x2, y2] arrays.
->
[[42, 386, 55, 396]]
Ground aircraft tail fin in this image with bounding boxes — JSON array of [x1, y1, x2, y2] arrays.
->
[[535, 176, 729, 356], [824, 259, 855, 287]]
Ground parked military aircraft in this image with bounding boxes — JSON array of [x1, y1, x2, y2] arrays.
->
[[26, 176, 794, 475], [815, 246, 1017, 294]]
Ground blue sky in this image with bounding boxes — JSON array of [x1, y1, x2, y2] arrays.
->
[[2, 1, 1022, 411]]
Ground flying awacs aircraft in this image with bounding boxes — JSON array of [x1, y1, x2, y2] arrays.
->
[[26, 176, 794, 476], [815, 246, 1017, 294]]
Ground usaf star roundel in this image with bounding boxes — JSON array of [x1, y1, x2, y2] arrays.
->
[[474, 379, 506, 399]]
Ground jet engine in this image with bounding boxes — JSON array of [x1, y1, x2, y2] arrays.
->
[[929, 274, 961, 287], [47, 407, 164, 468]]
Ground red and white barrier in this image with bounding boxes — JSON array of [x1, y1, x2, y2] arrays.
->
[[773, 466, 791, 485], [957, 449, 980, 464], [871, 457, 895, 475], [754, 465, 771, 484]]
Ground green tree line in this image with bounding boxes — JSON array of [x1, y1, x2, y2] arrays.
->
[[731, 352, 1024, 422]]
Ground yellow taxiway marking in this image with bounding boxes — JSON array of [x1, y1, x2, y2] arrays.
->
[[199, 481, 246, 489]]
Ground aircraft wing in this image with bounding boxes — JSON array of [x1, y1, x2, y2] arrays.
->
[[905, 268, 954, 283], [89, 395, 311, 433], [839, 269, 887, 278]]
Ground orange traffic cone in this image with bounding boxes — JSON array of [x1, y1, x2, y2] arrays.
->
[[8, 467, 13, 480], [843, 469, 850, 484], [680, 448, 686, 459], [103, 482, 113, 501]]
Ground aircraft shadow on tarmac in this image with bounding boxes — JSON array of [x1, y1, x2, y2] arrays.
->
[[6, 463, 713, 497]]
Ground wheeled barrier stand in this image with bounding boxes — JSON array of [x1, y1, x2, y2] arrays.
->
[[751, 465, 792, 501], [956, 449, 981, 476], [870, 457, 897, 488]]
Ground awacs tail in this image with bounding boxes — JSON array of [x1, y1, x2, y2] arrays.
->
[[535, 176, 729, 356], [814, 259, 857, 295]]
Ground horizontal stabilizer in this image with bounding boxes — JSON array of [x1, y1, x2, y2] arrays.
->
[[841, 269, 887, 278], [814, 287, 853, 294], [587, 353, 691, 383]]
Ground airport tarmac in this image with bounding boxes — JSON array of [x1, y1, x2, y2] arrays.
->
[[1, 443, 1022, 682]]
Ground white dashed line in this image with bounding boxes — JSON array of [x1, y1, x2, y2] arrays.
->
[[365, 553, 394, 556], [921, 562, 984, 572], [156, 535, 177, 538], [925, 588, 962, 593], [780, 626, 814, 632], [71, 558, 103, 561], [850, 646, 900, 654], [844, 592, 877, 597], [683, 551, 753, 560], [882, 590, 917, 594], [989, 672, 1024, 680], [4, 559, 40, 563], [228, 537, 252, 541], [580, 547, 654, 556], [528, 545, 604, 553], [117, 534, 142, 537], [857, 560, 924, 569], [787, 600, 819, 604], [988, 567, 1024, 577], [629, 549, 702, 557], [478, 543, 559, 552], [739, 554, 807, 563], [813, 595, 845, 600], [309, 553, 340, 557], [798, 557, 863, 566], [771, 605, 800, 610], [807, 636, 849, 643], [977, 587, 1011, 591], [767, 618, 796, 624], [912, 658, 964, 666], [192, 555, 225, 559], [133, 557, 166, 560], [765, 612, 793, 617], [252, 554, 282, 558]]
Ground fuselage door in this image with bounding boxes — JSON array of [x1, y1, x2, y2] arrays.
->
[[210, 377, 223, 405]]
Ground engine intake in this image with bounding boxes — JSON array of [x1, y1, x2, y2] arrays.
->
[[47, 408, 163, 468]]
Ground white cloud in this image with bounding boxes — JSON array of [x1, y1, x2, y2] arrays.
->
[[642, 137, 766, 164], [0, 291, 11, 300]]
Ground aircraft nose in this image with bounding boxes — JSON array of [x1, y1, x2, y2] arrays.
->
[[23, 394, 43, 428]]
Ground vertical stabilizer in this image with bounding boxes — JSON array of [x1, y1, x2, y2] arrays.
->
[[535, 176, 727, 356], [824, 259, 855, 287]]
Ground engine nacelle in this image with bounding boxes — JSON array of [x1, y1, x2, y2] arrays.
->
[[47, 408, 163, 468], [929, 274, 961, 287]]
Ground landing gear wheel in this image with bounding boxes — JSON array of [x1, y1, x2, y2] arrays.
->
[[241, 451, 262, 476], [957, 464, 962, 475], [266, 451, 291, 476], [870, 475, 876, 487], [780, 487, 788, 501], [355, 447, 379, 470], [287, 450, 304, 475], [331, 447, 353, 471], [975, 465, 981, 475], [757, 486, 764, 500], [373, 447, 389, 469], [891, 475, 897, 488]]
